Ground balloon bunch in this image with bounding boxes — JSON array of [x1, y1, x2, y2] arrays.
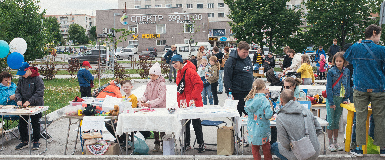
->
[[0, 38, 28, 69]]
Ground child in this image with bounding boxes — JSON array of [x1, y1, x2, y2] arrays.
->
[[207, 56, 220, 105], [297, 54, 315, 85], [318, 54, 327, 80], [138, 62, 167, 152], [244, 79, 273, 160], [197, 58, 213, 105], [326, 52, 350, 152], [15, 62, 44, 150], [77, 61, 94, 97]]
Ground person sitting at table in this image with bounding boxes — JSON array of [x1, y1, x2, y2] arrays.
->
[[138, 62, 167, 152], [0, 71, 17, 106], [15, 62, 45, 150], [271, 89, 322, 160], [283, 49, 301, 76], [171, 54, 205, 153], [95, 79, 122, 98]]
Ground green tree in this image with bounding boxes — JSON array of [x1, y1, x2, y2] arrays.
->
[[68, 24, 89, 44], [88, 26, 97, 41], [224, 0, 302, 54], [304, 0, 371, 49], [43, 16, 62, 47], [0, 0, 47, 62]]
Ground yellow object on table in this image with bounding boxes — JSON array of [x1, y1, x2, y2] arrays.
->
[[340, 103, 372, 154]]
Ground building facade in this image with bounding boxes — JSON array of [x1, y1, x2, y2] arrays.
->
[[44, 14, 96, 41], [96, 8, 209, 52]]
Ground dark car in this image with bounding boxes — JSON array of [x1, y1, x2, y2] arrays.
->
[[68, 49, 107, 64], [142, 47, 158, 57], [139, 52, 155, 60]]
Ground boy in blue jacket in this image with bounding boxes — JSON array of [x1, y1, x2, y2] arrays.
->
[[77, 61, 94, 97]]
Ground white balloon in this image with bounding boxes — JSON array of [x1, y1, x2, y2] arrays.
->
[[9, 38, 27, 55]]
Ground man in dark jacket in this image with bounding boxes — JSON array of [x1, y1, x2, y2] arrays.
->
[[262, 52, 275, 72], [214, 47, 225, 94], [163, 45, 177, 82], [15, 62, 45, 150], [224, 41, 253, 116], [77, 61, 94, 97], [328, 39, 340, 62]]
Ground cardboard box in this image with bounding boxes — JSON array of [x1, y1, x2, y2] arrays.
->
[[86, 142, 120, 155]]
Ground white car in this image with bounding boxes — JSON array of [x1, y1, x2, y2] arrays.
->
[[126, 45, 138, 54], [115, 48, 134, 60]]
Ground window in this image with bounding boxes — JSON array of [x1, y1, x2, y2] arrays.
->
[[176, 4, 182, 8], [184, 23, 194, 33], [156, 40, 167, 46], [128, 25, 138, 34], [187, 4, 193, 8], [218, 3, 224, 8], [208, 13, 214, 18], [213, 29, 226, 36], [155, 4, 161, 8], [208, 3, 214, 8], [134, 5, 140, 8], [129, 40, 139, 46], [218, 13, 225, 17], [156, 24, 166, 34], [145, 5, 151, 8], [165, 4, 172, 7], [197, 4, 203, 9]]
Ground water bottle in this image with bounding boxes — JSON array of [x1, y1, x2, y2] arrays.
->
[[228, 92, 232, 99]]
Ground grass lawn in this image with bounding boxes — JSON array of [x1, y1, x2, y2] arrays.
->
[[116, 60, 163, 64]]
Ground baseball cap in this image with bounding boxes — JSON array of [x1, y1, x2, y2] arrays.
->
[[82, 61, 92, 68], [16, 62, 29, 76]]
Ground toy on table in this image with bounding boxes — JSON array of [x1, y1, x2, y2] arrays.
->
[[109, 105, 119, 116], [189, 100, 196, 109], [167, 108, 176, 114], [307, 94, 323, 104], [180, 99, 187, 109]]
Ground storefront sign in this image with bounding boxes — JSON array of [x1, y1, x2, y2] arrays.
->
[[209, 37, 218, 41], [220, 37, 227, 41], [132, 34, 160, 40], [124, 13, 203, 25]]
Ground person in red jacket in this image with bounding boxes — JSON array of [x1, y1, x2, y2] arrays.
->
[[171, 54, 205, 153]]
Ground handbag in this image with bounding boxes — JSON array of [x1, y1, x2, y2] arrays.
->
[[177, 69, 188, 94], [322, 71, 343, 98], [290, 111, 316, 160]]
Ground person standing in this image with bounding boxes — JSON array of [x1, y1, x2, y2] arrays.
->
[[253, 48, 263, 66], [15, 62, 45, 150], [282, 46, 292, 70], [163, 45, 177, 83], [262, 52, 275, 72], [224, 41, 253, 116], [207, 56, 220, 105], [77, 61, 94, 97], [196, 46, 205, 67], [328, 39, 341, 62], [344, 24, 385, 157], [171, 54, 205, 153], [214, 47, 224, 94]]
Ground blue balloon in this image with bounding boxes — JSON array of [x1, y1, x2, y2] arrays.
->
[[7, 52, 24, 69], [0, 40, 10, 58]]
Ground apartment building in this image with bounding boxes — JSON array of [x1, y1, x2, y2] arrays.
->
[[44, 14, 96, 40]]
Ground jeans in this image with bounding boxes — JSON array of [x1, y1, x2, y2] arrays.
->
[[168, 63, 176, 82], [271, 142, 288, 160], [80, 86, 91, 97], [218, 70, 224, 92], [202, 85, 213, 105], [352, 113, 356, 142], [354, 90, 385, 146], [185, 119, 204, 146], [19, 113, 41, 142], [211, 82, 218, 105]]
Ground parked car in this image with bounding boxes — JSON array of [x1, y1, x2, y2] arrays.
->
[[126, 45, 138, 54], [142, 47, 158, 57], [115, 48, 134, 60], [139, 52, 155, 60], [68, 49, 108, 64]]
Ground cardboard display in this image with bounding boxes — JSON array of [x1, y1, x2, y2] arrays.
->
[[85, 143, 119, 155]]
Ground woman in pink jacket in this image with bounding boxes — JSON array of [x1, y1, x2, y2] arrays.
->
[[139, 62, 167, 152]]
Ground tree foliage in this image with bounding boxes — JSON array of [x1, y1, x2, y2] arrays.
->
[[304, 0, 372, 49], [43, 16, 62, 47], [88, 26, 97, 41], [0, 0, 46, 62], [68, 24, 89, 45], [224, 0, 302, 54]]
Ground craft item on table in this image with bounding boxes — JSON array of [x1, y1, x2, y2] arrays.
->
[[85, 139, 97, 145], [180, 99, 187, 109], [82, 132, 103, 139], [83, 104, 96, 116], [86, 140, 110, 155], [318, 96, 324, 104], [167, 108, 176, 114], [139, 108, 155, 112], [189, 100, 196, 109], [78, 110, 83, 116], [307, 95, 318, 104], [109, 105, 119, 116]]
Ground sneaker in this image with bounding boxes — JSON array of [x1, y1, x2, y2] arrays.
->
[[355, 148, 363, 157], [198, 143, 205, 153], [335, 143, 344, 151], [15, 142, 28, 150], [380, 149, 385, 157], [349, 148, 356, 156], [183, 145, 191, 152], [328, 144, 337, 152], [32, 142, 40, 150], [153, 144, 160, 152]]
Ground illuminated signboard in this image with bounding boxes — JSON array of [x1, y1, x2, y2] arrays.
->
[[132, 34, 161, 40], [209, 37, 218, 41], [121, 13, 203, 25]]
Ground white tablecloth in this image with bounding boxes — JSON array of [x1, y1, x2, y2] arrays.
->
[[133, 85, 178, 108], [240, 116, 328, 127], [267, 85, 326, 91]]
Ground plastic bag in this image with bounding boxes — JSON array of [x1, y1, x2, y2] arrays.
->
[[127, 135, 149, 155], [367, 136, 380, 154]]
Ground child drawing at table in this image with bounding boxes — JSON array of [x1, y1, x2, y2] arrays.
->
[[15, 62, 45, 150], [244, 79, 273, 160], [326, 52, 350, 152], [138, 62, 167, 152]]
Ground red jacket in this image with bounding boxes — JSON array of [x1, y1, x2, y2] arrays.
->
[[176, 60, 204, 107]]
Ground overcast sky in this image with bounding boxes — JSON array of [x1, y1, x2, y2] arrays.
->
[[39, 0, 118, 16]]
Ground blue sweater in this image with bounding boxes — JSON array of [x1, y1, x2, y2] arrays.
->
[[0, 82, 17, 105], [77, 68, 94, 87]]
